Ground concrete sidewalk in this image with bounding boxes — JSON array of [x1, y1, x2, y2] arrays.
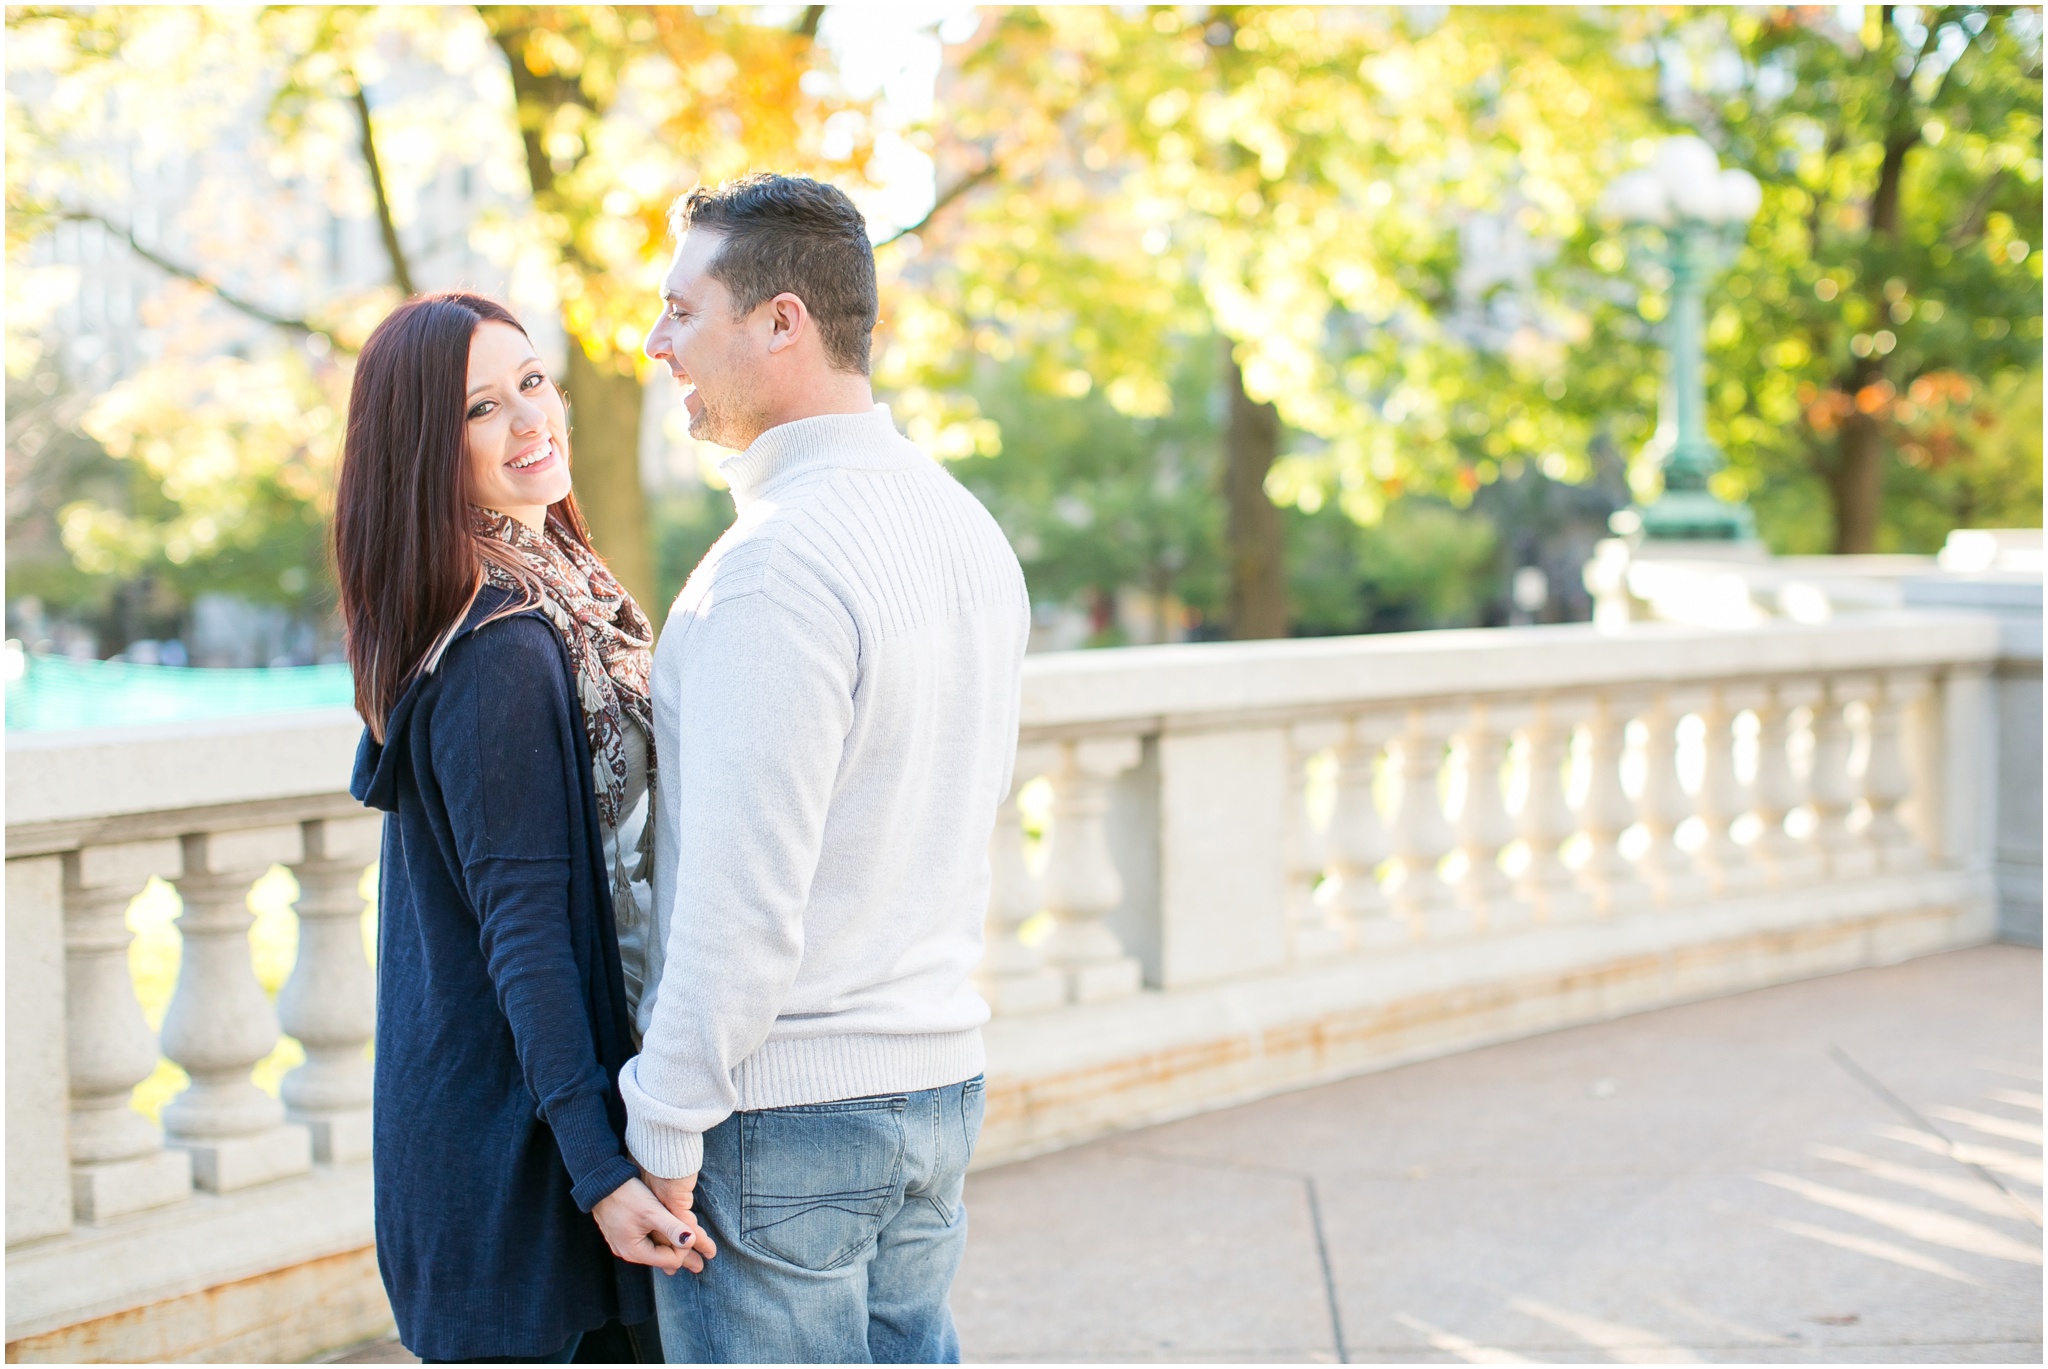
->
[[334, 946, 2040, 1363], [954, 945, 2042, 1363]]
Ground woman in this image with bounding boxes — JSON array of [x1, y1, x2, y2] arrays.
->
[[336, 292, 712, 1363]]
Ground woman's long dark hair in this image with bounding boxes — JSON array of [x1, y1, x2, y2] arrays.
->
[[333, 292, 595, 740]]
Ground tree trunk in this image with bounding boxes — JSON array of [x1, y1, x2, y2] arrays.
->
[[1822, 15, 1921, 556], [1831, 410, 1885, 554], [565, 348, 657, 613], [1221, 344, 1289, 640], [485, 17, 656, 619]]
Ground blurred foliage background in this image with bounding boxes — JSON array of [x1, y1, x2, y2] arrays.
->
[[6, 5, 2040, 662]]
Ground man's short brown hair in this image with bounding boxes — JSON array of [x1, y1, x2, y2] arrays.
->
[[670, 174, 878, 375]]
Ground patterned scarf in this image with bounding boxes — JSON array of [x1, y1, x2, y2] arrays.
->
[[471, 507, 655, 830]]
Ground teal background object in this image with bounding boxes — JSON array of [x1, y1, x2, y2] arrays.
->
[[5, 652, 356, 732]]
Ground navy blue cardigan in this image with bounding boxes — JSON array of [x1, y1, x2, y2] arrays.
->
[[351, 585, 654, 1361]]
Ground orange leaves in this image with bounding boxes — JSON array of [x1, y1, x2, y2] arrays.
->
[[1908, 372, 1975, 407], [483, 7, 868, 370], [1800, 370, 1990, 470], [1798, 382, 1854, 433]]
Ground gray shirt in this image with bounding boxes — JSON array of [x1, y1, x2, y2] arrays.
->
[[600, 713, 662, 1042]]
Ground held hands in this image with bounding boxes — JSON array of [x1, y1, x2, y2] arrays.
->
[[640, 1169, 713, 1262], [592, 1176, 715, 1275]]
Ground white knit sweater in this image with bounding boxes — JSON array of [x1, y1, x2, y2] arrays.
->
[[619, 405, 1029, 1178]]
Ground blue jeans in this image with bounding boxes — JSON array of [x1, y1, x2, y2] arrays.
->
[[653, 1076, 984, 1363]]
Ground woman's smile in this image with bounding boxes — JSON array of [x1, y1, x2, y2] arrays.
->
[[506, 438, 557, 472]]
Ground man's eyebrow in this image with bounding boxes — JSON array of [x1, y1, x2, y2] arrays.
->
[[467, 356, 541, 398]]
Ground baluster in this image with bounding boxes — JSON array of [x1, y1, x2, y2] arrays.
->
[[161, 832, 312, 1191], [1451, 701, 1524, 933], [976, 746, 1066, 1015], [1695, 684, 1765, 893], [1328, 712, 1407, 951], [1749, 681, 1824, 887], [279, 820, 378, 1164], [62, 850, 193, 1220], [1285, 721, 1350, 960], [1388, 706, 1464, 938], [1633, 690, 1708, 906], [1575, 691, 1650, 915], [1513, 696, 1590, 923], [1808, 677, 1877, 878], [1864, 672, 1928, 872], [1038, 737, 1145, 1003]]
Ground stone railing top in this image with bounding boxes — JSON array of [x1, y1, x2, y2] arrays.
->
[[1018, 611, 1999, 731], [5, 613, 2001, 841], [6, 706, 364, 845]]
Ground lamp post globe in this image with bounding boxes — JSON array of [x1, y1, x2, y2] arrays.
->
[[1604, 135, 1762, 543]]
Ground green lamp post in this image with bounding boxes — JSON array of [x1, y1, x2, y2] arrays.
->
[[1599, 136, 1763, 542]]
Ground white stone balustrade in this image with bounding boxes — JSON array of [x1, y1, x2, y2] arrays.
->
[[1326, 713, 1405, 950], [1633, 691, 1708, 907], [1576, 691, 1651, 915], [1865, 672, 1928, 871], [1035, 736, 1146, 1003], [162, 829, 314, 1192], [1451, 703, 1521, 931], [1514, 695, 1591, 924], [1284, 721, 1350, 961], [1749, 680, 1825, 887], [5, 612, 2020, 1362], [976, 745, 1066, 1015], [1388, 706, 1464, 937], [1809, 678, 1877, 878], [61, 845, 192, 1221], [1694, 684, 1763, 895], [279, 817, 381, 1164]]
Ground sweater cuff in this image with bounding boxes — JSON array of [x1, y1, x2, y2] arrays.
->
[[546, 1086, 637, 1212], [570, 1153, 640, 1214], [625, 1115, 704, 1180]]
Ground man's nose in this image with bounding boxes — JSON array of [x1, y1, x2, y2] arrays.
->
[[644, 321, 668, 363]]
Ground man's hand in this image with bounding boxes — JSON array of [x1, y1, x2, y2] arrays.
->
[[641, 1168, 719, 1263], [592, 1177, 711, 1274]]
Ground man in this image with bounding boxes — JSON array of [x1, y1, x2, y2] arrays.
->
[[622, 173, 1029, 1363]]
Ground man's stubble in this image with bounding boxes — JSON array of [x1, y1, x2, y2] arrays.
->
[[686, 329, 773, 452]]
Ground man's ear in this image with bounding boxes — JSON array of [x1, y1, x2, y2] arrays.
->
[[765, 292, 808, 355]]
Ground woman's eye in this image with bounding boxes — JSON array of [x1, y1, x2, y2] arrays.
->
[[467, 401, 493, 420], [521, 372, 545, 390]]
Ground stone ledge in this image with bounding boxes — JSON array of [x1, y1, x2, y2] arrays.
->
[[5, 1161, 373, 1343], [6, 1244, 389, 1365], [978, 868, 1994, 1167]]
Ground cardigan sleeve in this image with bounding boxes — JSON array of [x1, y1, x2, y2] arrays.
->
[[433, 618, 638, 1213]]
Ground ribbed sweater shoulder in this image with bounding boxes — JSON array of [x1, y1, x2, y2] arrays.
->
[[673, 410, 1023, 655]]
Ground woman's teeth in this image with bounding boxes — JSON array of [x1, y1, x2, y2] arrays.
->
[[509, 442, 551, 470]]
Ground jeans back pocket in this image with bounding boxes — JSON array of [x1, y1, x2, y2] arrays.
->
[[739, 1097, 907, 1272]]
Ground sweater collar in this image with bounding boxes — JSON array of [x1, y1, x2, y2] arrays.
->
[[717, 404, 921, 509]]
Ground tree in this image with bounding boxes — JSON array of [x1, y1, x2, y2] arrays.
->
[[1682, 5, 2043, 552], [476, 5, 861, 608], [949, 345, 1226, 644], [6, 6, 862, 638], [6, 6, 380, 649], [895, 6, 1662, 637]]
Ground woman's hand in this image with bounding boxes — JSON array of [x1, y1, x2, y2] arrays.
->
[[593, 1176, 711, 1274]]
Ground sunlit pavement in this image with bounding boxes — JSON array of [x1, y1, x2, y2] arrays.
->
[[329, 945, 2039, 1365], [952, 945, 2042, 1364]]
